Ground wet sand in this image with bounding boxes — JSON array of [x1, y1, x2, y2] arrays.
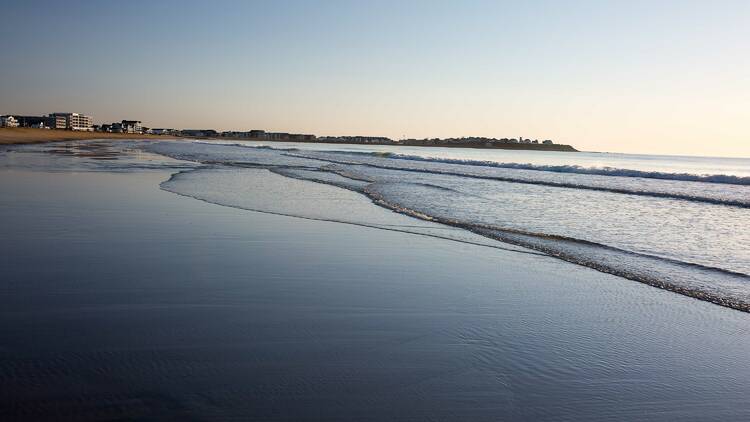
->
[[1, 145, 749, 421]]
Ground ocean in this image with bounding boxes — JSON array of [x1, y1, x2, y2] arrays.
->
[[145, 140, 750, 312], [2, 140, 750, 420]]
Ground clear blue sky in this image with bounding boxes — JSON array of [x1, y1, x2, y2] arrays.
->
[[1, 0, 748, 156]]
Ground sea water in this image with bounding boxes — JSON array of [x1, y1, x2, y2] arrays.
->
[[143, 140, 750, 311], [3, 141, 750, 420]]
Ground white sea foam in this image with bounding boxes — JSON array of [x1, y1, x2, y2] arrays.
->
[[144, 140, 750, 312], [352, 152, 750, 185]]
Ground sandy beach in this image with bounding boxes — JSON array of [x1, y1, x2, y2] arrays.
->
[[0, 127, 176, 145], [1, 141, 749, 421]]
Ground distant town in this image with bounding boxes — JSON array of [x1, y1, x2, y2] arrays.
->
[[1, 112, 574, 151]]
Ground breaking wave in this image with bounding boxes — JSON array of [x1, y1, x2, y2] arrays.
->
[[142, 140, 750, 313], [336, 151, 750, 186]]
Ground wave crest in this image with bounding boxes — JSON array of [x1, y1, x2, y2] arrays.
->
[[354, 153, 750, 186]]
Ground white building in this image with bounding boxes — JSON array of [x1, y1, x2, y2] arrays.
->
[[151, 128, 176, 135], [49, 113, 93, 131], [51, 115, 67, 129], [1, 115, 19, 128], [121, 120, 142, 134]]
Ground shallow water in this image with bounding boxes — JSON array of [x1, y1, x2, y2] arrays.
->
[[2, 143, 750, 421], [143, 140, 750, 311]]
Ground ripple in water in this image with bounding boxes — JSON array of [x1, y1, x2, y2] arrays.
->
[[144, 141, 750, 312]]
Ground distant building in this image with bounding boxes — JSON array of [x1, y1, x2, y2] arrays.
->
[[51, 115, 67, 129], [0, 115, 19, 128], [10, 115, 55, 128], [289, 134, 316, 141], [220, 130, 314, 141], [268, 132, 290, 140], [542, 139, 553, 144], [181, 129, 218, 137], [49, 113, 93, 131], [319, 135, 395, 144], [151, 128, 177, 135], [221, 131, 258, 138], [121, 120, 142, 134]]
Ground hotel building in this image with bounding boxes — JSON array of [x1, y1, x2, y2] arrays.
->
[[49, 113, 93, 131]]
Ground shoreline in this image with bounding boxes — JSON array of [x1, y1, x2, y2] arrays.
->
[[146, 140, 750, 314], [1, 127, 577, 152]]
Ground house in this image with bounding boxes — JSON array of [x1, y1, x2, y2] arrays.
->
[[318, 135, 395, 144], [249, 130, 266, 138], [30, 121, 49, 129], [221, 131, 256, 138], [121, 120, 142, 134], [151, 128, 176, 135], [1, 115, 19, 127], [289, 134, 316, 141], [268, 132, 290, 140], [181, 129, 218, 137], [11, 115, 54, 128]]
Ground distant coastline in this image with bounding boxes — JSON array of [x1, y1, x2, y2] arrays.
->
[[400, 139, 577, 152], [220, 136, 579, 152], [1, 128, 577, 151]]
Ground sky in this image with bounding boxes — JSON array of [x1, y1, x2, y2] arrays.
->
[[1, 0, 748, 156]]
